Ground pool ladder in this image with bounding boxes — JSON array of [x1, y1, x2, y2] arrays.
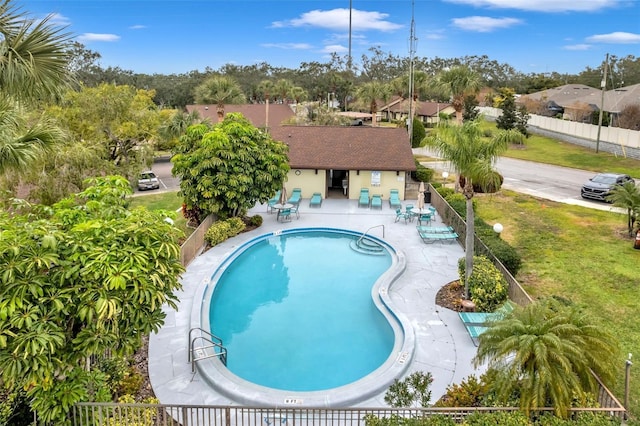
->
[[353, 225, 385, 255], [188, 327, 227, 372]]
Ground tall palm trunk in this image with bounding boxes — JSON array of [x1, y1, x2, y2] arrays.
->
[[463, 180, 475, 299]]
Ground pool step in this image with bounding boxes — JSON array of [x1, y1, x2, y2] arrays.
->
[[350, 238, 386, 255]]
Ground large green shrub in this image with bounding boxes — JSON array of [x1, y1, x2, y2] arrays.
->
[[205, 217, 247, 246], [434, 374, 489, 407], [436, 186, 455, 199], [415, 166, 434, 183], [444, 193, 468, 218], [458, 256, 508, 311], [474, 220, 522, 276]]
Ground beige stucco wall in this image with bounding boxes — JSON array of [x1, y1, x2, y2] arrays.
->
[[284, 169, 326, 199], [347, 170, 406, 200]]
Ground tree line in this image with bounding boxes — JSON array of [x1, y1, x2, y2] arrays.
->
[[69, 42, 640, 110]]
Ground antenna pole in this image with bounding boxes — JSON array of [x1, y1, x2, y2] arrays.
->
[[408, 0, 416, 145], [348, 0, 352, 70], [596, 53, 609, 153]]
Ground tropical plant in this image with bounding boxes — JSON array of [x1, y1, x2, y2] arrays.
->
[[0, 0, 72, 175], [356, 81, 390, 127], [458, 256, 509, 311], [258, 79, 275, 129], [474, 299, 619, 419], [425, 120, 516, 298], [194, 75, 245, 122], [606, 180, 640, 236], [437, 66, 481, 124], [0, 175, 184, 423], [0, 0, 73, 103], [384, 371, 434, 408], [172, 113, 289, 220]]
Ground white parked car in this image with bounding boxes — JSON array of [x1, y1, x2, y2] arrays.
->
[[137, 171, 160, 190]]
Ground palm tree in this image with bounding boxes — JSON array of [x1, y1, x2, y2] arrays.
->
[[474, 299, 618, 418], [426, 121, 520, 298], [0, 0, 72, 174], [607, 180, 640, 236], [0, 0, 74, 103], [356, 81, 390, 127], [0, 100, 65, 174], [258, 79, 275, 130], [274, 78, 293, 104], [194, 75, 245, 122], [437, 66, 481, 124]]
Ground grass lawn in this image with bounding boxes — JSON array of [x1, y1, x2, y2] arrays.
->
[[128, 190, 191, 236], [474, 190, 640, 416], [479, 121, 640, 177]]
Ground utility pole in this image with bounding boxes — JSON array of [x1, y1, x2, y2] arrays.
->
[[348, 0, 352, 71], [595, 53, 609, 153], [407, 0, 416, 146]]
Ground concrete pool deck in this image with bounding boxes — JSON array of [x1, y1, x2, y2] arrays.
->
[[148, 197, 487, 407]]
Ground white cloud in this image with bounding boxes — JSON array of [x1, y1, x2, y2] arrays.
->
[[46, 13, 71, 26], [129, 25, 146, 30], [451, 16, 522, 32], [271, 8, 402, 32], [320, 44, 348, 54], [77, 33, 120, 43], [563, 44, 592, 50], [586, 32, 640, 44], [444, 0, 620, 12], [260, 43, 313, 50]]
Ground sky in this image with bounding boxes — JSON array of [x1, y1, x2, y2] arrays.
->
[[19, 0, 640, 77]]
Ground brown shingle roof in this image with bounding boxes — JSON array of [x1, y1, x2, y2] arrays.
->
[[186, 104, 296, 128], [270, 126, 416, 171]]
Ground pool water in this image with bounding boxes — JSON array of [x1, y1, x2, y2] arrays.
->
[[209, 231, 394, 391]]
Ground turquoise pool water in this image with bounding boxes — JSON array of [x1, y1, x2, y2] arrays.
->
[[208, 230, 394, 391]]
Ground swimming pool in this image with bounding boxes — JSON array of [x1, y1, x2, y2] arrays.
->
[[193, 228, 415, 407]]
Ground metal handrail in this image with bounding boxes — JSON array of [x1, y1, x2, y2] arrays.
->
[[357, 224, 385, 247], [189, 327, 227, 371]]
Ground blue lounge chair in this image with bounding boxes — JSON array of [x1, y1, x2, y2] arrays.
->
[[416, 225, 454, 234], [458, 302, 515, 345], [418, 230, 458, 243], [389, 189, 401, 208], [287, 188, 302, 205], [371, 194, 382, 209], [309, 192, 322, 207], [358, 188, 370, 208], [267, 190, 281, 213]]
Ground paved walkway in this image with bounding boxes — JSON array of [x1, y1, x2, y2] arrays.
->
[[149, 197, 485, 407]]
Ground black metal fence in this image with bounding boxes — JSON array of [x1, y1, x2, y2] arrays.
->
[[71, 404, 626, 426]]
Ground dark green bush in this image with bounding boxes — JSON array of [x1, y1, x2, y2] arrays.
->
[[458, 255, 509, 311], [444, 193, 469, 218], [249, 214, 263, 227], [436, 186, 455, 199], [475, 220, 522, 276], [415, 167, 434, 183]]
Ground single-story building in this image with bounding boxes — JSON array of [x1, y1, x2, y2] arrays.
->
[[270, 126, 416, 201], [186, 104, 417, 201]]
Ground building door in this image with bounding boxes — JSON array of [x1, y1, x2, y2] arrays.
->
[[328, 169, 348, 198]]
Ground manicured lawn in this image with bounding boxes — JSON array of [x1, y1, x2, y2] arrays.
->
[[479, 121, 640, 176], [128, 190, 191, 236], [474, 190, 640, 416]]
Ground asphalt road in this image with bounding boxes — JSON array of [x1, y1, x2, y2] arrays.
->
[[417, 148, 625, 213]]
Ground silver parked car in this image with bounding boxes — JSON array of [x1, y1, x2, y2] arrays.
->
[[138, 171, 160, 191], [580, 172, 634, 202]]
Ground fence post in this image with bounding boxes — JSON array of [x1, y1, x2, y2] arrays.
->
[[625, 355, 632, 420]]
